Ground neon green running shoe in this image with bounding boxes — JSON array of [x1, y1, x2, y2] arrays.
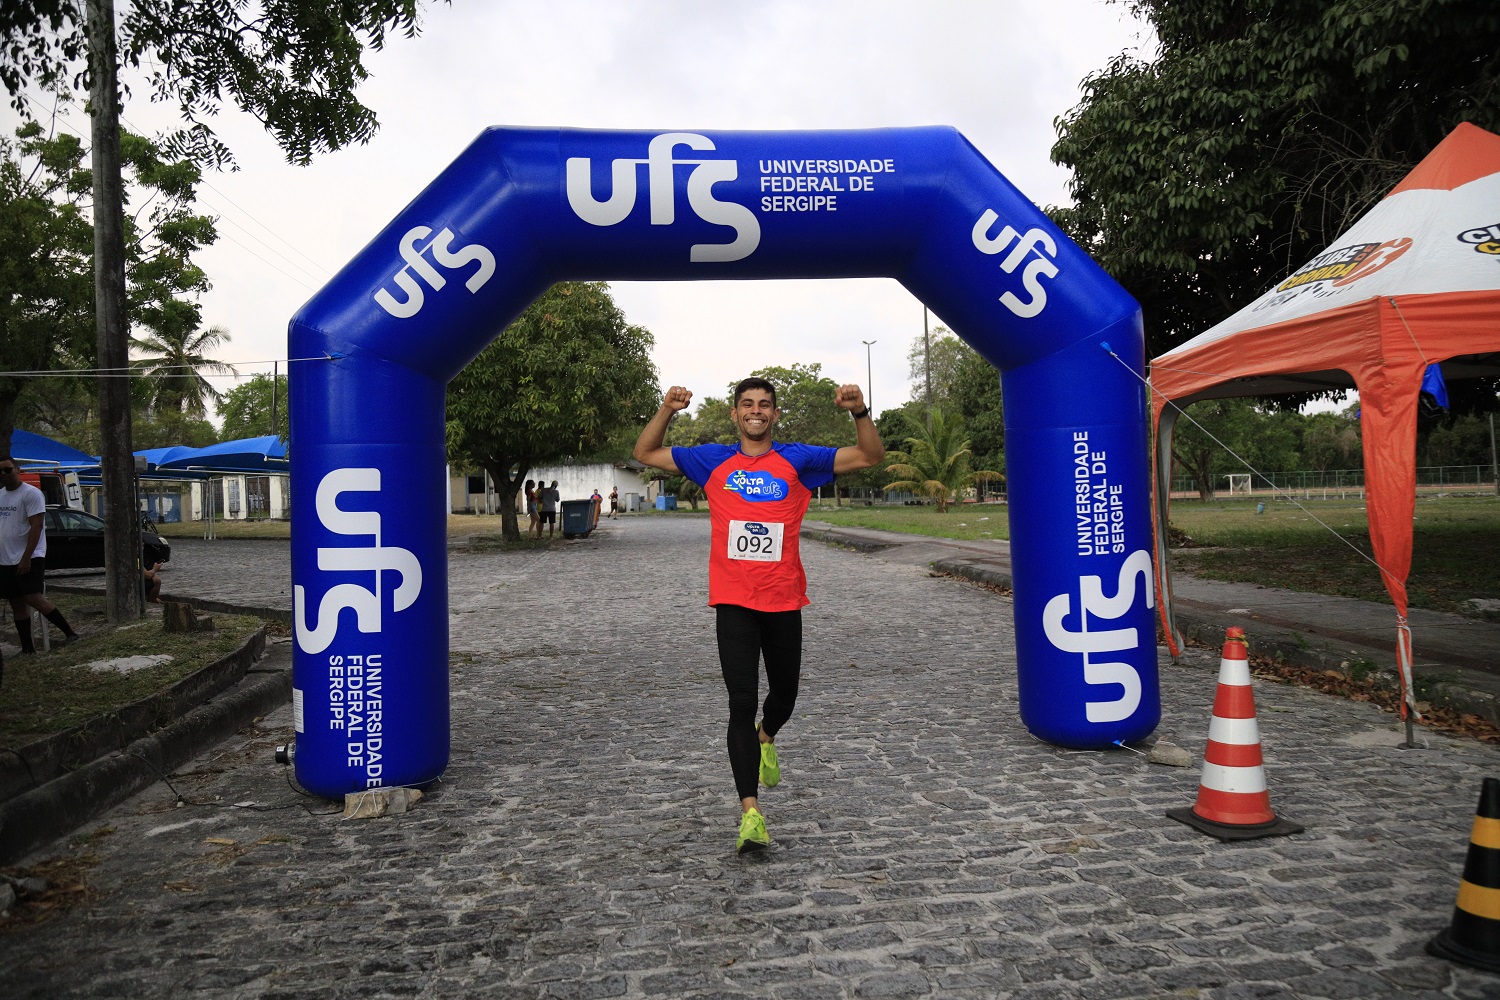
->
[[759, 736, 781, 788], [736, 808, 769, 854]]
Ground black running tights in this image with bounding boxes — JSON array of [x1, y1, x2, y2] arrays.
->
[[716, 604, 802, 801]]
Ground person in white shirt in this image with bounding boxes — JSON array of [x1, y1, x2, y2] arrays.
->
[[0, 457, 79, 655]]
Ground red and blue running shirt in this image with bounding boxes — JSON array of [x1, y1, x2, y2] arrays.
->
[[672, 441, 837, 612]]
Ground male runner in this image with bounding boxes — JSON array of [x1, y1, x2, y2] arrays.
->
[[634, 377, 883, 853]]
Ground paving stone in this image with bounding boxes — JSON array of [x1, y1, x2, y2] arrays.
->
[[5, 520, 1500, 999]]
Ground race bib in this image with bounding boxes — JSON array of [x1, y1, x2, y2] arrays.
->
[[728, 520, 784, 562]]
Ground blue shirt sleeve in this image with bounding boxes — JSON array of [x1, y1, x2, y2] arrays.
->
[[672, 443, 734, 488], [779, 442, 838, 490]]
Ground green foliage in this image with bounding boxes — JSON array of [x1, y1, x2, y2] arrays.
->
[[883, 407, 1002, 512], [950, 345, 1005, 475], [1300, 407, 1363, 471], [0, 118, 216, 444], [1, 2, 445, 169], [219, 374, 290, 442], [0, 122, 93, 444], [446, 282, 659, 540], [1171, 397, 1302, 498], [132, 408, 218, 450], [905, 327, 970, 415], [1422, 410, 1499, 467], [131, 320, 234, 418], [1052, 0, 1500, 371]]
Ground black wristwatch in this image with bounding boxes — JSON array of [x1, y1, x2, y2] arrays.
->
[[851, 406, 871, 420]]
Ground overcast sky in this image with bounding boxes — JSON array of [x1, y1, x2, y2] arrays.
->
[[7, 0, 1155, 422]]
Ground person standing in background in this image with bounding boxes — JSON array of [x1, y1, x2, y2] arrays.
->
[[0, 457, 80, 654]]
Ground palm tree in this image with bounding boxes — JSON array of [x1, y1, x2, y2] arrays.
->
[[883, 407, 1002, 513], [131, 302, 234, 417]]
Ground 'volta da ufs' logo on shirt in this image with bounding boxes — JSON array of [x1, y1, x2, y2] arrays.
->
[[565, 132, 761, 263], [723, 469, 788, 501]]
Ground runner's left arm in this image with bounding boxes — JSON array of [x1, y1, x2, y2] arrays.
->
[[832, 384, 885, 473]]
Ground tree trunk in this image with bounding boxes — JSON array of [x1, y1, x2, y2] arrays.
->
[[87, 0, 142, 623], [492, 461, 526, 542]]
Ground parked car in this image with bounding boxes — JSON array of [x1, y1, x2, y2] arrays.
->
[[42, 508, 172, 569]]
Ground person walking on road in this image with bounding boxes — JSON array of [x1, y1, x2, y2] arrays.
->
[[634, 377, 883, 853], [0, 457, 80, 654], [524, 479, 539, 537], [608, 486, 619, 519], [539, 481, 560, 538]]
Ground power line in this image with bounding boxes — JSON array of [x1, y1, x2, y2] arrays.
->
[[0, 355, 338, 378], [16, 91, 334, 287]]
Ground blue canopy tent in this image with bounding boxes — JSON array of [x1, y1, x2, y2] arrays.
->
[[154, 435, 288, 474], [8, 429, 96, 470], [152, 436, 289, 534]]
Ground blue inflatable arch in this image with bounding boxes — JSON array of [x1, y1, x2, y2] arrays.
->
[[288, 127, 1159, 798]]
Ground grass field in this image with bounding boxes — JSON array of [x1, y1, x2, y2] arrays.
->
[[1167, 494, 1500, 615], [811, 494, 1500, 616], [150, 496, 1500, 616], [0, 593, 267, 745]]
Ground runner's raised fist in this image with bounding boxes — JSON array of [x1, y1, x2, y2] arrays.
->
[[834, 384, 866, 411]]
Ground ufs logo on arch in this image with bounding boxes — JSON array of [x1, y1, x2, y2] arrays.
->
[[295, 468, 423, 656], [566, 132, 762, 262]]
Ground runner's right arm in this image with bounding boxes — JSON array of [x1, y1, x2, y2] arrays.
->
[[633, 385, 693, 474]]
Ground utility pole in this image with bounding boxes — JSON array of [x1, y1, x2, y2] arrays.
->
[[87, 0, 142, 623], [861, 339, 877, 415], [923, 306, 933, 431], [271, 360, 279, 438]]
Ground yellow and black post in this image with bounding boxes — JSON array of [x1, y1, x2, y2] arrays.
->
[[1428, 776, 1500, 973]]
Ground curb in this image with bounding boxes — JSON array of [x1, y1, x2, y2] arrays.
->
[[0, 588, 294, 866], [0, 629, 268, 802], [929, 556, 1500, 728], [0, 650, 290, 866]]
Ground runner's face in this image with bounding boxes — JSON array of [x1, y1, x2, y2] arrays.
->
[[0, 463, 18, 488], [733, 390, 778, 442]]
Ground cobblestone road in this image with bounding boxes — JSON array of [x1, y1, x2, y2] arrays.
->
[[7, 517, 1500, 999]]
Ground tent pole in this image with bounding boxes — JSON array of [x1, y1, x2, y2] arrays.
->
[[1489, 413, 1497, 496]]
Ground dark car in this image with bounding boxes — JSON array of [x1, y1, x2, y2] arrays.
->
[[42, 508, 172, 569]]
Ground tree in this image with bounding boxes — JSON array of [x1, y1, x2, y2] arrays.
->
[[906, 327, 969, 417], [1052, 0, 1500, 367], [446, 282, 660, 541], [132, 408, 217, 450], [0, 121, 93, 445], [2, 1, 447, 620], [219, 373, 289, 442], [1170, 397, 1300, 498], [1421, 410, 1497, 468], [883, 407, 1003, 512], [132, 316, 233, 417], [0, 117, 215, 444], [949, 343, 1005, 483], [1300, 408, 1363, 472]]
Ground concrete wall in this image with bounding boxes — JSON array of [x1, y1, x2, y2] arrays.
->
[[449, 463, 653, 514]]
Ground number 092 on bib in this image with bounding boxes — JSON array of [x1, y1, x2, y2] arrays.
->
[[728, 520, 784, 561]]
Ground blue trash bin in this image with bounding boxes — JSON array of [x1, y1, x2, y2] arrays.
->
[[560, 499, 594, 538], [655, 495, 677, 511]]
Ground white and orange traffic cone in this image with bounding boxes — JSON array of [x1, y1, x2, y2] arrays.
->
[[1167, 627, 1303, 841]]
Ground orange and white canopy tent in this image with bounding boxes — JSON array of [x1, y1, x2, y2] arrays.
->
[[1149, 122, 1500, 683]]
